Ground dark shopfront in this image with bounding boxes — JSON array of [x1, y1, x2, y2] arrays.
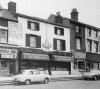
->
[[50, 55, 72, 75], [86, 52, 100, 70], [20, 52, 50, 73], [0, 48, 18, 76]]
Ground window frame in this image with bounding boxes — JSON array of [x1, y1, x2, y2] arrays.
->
[[0, 29, 7, 43], [76, 37, 81, 50], [55, 27, 64, 36], [87, 40, 92, 52]]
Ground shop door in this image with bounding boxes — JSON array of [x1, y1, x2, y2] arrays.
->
[[10, 61, 15, 73]]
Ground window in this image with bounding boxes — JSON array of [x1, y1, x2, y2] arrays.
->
[[94, 30, 98, 38], [76, 38, 81, 50], [26, 34, 41, 48], [87, 40, 92, 52], [53, 39, 65, 51], [55, 27, 64, 35], [87, 28, 91, 36], [76, 26, 80, 33], [0, 29, 7, 43], [94, 41, 98, 52], [27, 20, 39, 31], [30, 36, 36, 47]]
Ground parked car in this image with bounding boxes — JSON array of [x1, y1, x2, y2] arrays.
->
[[82, 69, 100, 80], [12, 69, 50, 85]]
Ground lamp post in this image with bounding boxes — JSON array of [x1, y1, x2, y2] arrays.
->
[[42, 38, 52, 75]]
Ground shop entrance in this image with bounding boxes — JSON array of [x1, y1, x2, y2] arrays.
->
[[9, 61, 15, 74]]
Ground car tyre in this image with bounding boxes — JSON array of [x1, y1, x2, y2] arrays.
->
[[44, 78, 49, 84], [94, 76, 97, 80], [25, 80, 31, 85]]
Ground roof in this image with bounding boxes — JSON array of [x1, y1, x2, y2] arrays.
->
[[1, 9, 17, 21], [47, 14, 70, 28], [69, 19, 100, 30]]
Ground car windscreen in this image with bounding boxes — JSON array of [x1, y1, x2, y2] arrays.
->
[[19, 71, 26, 75]]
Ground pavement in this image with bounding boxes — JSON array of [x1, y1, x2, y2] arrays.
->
[[0, 74, 82, 82]]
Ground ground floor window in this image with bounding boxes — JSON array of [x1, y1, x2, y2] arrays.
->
[[21, 60, 49, 71], [51, 61, 70, 71], [78, 61, 85, 70]]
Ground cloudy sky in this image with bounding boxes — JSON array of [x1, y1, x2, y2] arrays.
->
[[0, 0, 100, 28]]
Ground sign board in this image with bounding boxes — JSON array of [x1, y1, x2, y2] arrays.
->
[[74, 52, 86, 59], [0, 48, 17, 59], [22, 53, 50, 61], [8, 21, 22, 45], [53, 55, 72, 62]]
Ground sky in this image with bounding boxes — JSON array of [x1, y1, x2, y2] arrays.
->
[[0, 0, 100, 28]]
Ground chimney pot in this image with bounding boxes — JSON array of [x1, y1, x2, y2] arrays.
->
[[71, 8, 78, 21], [8, 1, 16, 13]]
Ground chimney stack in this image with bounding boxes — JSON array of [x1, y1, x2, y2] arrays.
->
[[8, 1, 16, 13], [71, 8, 78, 21]]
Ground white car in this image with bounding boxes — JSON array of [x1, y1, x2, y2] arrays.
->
[[82, 69, 100, 80], [13, 69, 50, 85]]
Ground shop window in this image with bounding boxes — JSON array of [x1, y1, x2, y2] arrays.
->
[[0, 29, 7, 43], [78, 61, 85, 70], [27, 20, 39, 31], [54, 27, 64, 35], [1, 60, 8, 69]]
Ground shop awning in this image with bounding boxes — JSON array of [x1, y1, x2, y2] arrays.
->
[[22, 53, 50, 61], [53, 55, 72, 62], [86, 52, 100, 62]]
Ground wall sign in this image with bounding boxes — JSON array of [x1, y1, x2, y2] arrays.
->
[[0, 48, 17, 59], [8, 21, 22, 45], [22, 53, 50, 61]]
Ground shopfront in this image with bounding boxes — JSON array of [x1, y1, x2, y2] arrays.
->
[[74, 51, 86, 72], [50, 55, 72, 75], [0, 48, 18, 76], [86, 52, 100, 70], [21, 52, 50, 73]]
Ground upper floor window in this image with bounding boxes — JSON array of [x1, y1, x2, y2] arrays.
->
[[0, 29, 7, 43], [87, 28, 91, 36], [94, 30, 98, 38], [76, 38, 81, 50], [53, 39, 65, 51], [27, 20, 39, 31], [30, 36, 36, 47], [76, 26, 80, 33], [87, 40, 92, 52], [55, 27, 64, 35], [94, 41, 98, 52], [26, 34, 41, 48]]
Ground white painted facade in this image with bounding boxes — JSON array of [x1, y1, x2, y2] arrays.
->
[[18, 17, 70, 52]]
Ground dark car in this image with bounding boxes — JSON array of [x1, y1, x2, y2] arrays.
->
[[82, 69, 100, 80]]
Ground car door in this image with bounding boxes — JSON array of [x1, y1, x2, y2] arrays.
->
[[34, 70, 44, 82], [97, 70, 100, 79]]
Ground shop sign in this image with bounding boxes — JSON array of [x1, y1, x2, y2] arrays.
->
[[74, 52, 86, 59], [0, 48, 17, 58], [22, 53, 50, 60], [53, 55, 72, 62], [1, 54, 16, 58]]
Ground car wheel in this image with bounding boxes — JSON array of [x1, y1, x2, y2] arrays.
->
[[44, 78, 49, 84], [94, 76, 97, 80], [25, 80, 31, 85]]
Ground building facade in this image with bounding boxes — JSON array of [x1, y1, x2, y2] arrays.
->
[[70, 8, 100, 74]]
